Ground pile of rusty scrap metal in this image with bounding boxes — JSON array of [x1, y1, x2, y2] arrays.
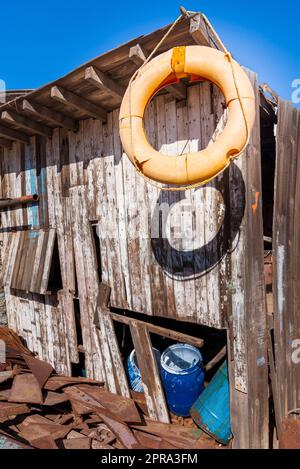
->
[[0, 327, 221, 450]]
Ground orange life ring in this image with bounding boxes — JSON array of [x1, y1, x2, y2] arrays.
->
[[119, 45, 255, 186]]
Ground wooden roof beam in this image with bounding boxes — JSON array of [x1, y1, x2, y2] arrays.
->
[[85, 66, 125, 99], [165, 82, 186, 101], [129, 44, 186, 101], [129, 44, 146, 67], [22, 99, 78, 131], [1, 110, 53, 138], [190, 13, 221, 49], [0, 123, 30, 144], [0, 138, 12, 149], [51, 86, 107, 122]]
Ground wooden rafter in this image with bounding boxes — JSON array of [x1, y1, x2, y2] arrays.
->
[[190, 13, 222, 50], [1, 110, 53, 138], [85, 66, 125, 99], [51, 86, 107, 122], [22, 99, 78, 131], [0, 123, 30, 144], [0, 138, 12, 149], [129, 44, 186, 101], [129, 44, 146, 67], [165, 82, 187, 100]]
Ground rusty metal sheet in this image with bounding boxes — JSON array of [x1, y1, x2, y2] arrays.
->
[[66, 430, 86, 439], [91, 440, 114, 449], [44, 376, 104, 391], [61, 386, 141, 449], [0, 370, 15, 384], [63, 437, 91, 449], [9, 374, 43, 404], [280, 419, 300, 449], [64, 385, 141, 424], [0, 402, 30, 419], [19, 422, 72, 444], [43, 391, 69, 406], [81, 423, 116, 445], [29, 436, 58, 449], [63, 386, 100, 416], [0, 327, 54, 391], [130, 390, 149, 416], [0, 389, 11, 401], [0, 431, 32, 449], [0, 326, 30, 355], [133, 430, 164, 449], [131, 418, 202, 449], [95, 409, 141, 450], [23, 354, 54, 389], [18, 414, 55, 430], [78, 386, 141, 424]]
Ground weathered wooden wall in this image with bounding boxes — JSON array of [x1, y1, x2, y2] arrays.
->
[[0, 76, 268, 447], [273, 99, 300, 421]]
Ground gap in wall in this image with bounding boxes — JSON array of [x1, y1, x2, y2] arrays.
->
[[110, 307, 227, 383], [47, 236, 63, 292]]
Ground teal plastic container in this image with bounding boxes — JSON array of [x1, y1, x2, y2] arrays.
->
[[190, 361, 232, 445]]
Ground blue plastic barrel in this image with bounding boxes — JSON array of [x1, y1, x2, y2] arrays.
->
[[190, 360, 232, 444], [126, 348, 161, 392], [160, 344, 205, 417]]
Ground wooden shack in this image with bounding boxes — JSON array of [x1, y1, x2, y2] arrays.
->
[[0, 12, 296, 449]]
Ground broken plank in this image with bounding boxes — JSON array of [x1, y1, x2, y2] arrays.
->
[[205, 346, 227, 372], [99, 308, 131, 397], [110, 311, 204, 348], [94, 304, 118, 394], [130, 322, 170, 423]]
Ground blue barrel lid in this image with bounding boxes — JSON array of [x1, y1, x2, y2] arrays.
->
[[161, 343, 203, 375]]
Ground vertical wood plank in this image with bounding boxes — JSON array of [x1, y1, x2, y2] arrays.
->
[[130, 322, 170, 423], [273, 99, 300, 421]]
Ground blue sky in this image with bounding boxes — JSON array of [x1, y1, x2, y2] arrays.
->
[[0, 0, 299, 104]]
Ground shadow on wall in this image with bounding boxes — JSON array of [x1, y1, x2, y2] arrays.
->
[[151, 163, 246, 280]]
